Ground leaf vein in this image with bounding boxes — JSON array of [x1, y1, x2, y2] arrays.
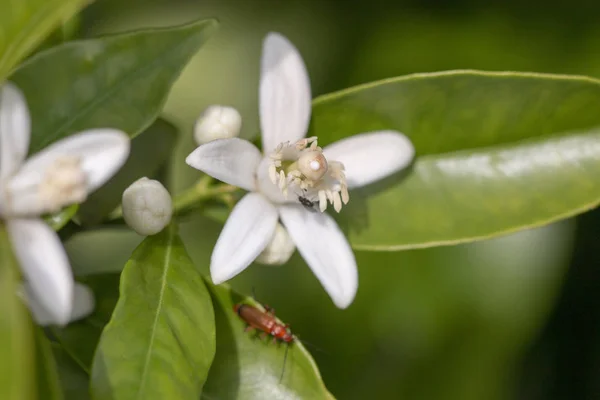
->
[[136, 227, 173, 400]]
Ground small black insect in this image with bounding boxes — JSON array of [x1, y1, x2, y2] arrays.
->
[[298, 195, 317, 212]]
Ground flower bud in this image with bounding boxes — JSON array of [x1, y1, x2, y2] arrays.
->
[[122, 177, 172, 235], [255, 223, 295, 266], [194, 105, 242, 145]]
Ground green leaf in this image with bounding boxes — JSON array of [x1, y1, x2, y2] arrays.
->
[[33, 13, 82, 54], [52, 345, 90, 400], [52, 274, 121, 372], [34, 329, 63, 400], [91, 225, 215, 400], [310, 71, 600, 249], [202, 282, 334, 400], [0, 0, 87, 81], [46, 204, 79, 231], [77, 119, 178, 225], [9, 18, 218, 154], [0, 226, 35, 400]]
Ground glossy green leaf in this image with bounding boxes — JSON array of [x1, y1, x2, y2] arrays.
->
[[10, 18, 218, 154], [0, 0, 87, 81], [310, 71, 600, 249], [203, 282, 334, 400], [91, 225, 215, 400], [34, 329, 63, 400], [46, 204, 79, 231], [52, 274, 121, 372], [77, 119, 178, 225], [0, 226, 35, 400], [52, 345, 90, 400]]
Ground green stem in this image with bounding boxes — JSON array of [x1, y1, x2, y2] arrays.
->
[[172, 176, 238, 215]]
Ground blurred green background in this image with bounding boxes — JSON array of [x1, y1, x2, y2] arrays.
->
[[65, 0, 600, 398]]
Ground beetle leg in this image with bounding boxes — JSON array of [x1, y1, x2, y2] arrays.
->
[[244, 325, 254, 333], [259, 332, 269, 340]]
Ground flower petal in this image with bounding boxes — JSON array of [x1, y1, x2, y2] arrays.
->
[[6, 218, 73, 325], [279, 204, 357, 308], [186, 138, 262, 192], [260, 32, 312, 154], [211, 192, 278, 284], [0, 82, 30, 181], [323, 131, 415, 189], [22, 282, 95, 326], [13, 129, 130, 193]]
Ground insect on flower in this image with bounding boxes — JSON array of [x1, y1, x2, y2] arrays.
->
[[297, 189, 317, 212], [234, 301, 294, 381]]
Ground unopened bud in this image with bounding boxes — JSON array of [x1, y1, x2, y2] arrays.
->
[[256, 223, 295, 266], [194, 105, 242, 145], [122, 177, 172, 235]]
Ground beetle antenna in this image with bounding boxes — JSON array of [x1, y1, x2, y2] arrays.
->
[[279, 343, 289, 383], [296, 337, 327, 355]]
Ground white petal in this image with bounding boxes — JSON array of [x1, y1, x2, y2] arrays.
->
[[260, 32, 312, 154], [211, 192, 278, 284], [23, 282, 94, 326], [13, 129, 130, 193], [323, 131, 415, 189], [186, 138, 262, 192], [68, 283, 95, 321], [279, 204, 357, 308], [0, 82, 30, 181], [6, 218, 73, 325]]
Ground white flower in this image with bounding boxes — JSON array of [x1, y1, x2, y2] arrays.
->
[[186, 33, 414, 308], [194, 105, 242, 145], [20, 282, 95, 326], [0, 82, 130, 325], [255, 222, 296, 266], [122, 177, 172, 236]]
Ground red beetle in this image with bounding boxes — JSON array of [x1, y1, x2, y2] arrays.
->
[[234, 302, 295, 381], [234, 303, 294, 343]]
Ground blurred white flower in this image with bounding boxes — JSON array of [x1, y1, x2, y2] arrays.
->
[[0, 82, 130, 325], [122, 177, 172, 236], [186, 33, 414, 308], [194, 105, 242, 145], [20, 282, 95, 326], [255, 222, 296, 266]]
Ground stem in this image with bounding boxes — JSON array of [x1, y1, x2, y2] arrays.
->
[[172, 176, 238, 215], [171, 174, 213, 212]]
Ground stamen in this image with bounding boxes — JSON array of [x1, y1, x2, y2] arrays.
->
[[341, 185, 349, 204], [318, 191, 327, 212], [267, 136, 350, 212], [268, 164, 278, 184], [332, 192, 342, 213], [38, 156, 88, 213], [278, 170, 286, 190]]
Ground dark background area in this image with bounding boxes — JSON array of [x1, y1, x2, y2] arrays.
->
[[65, 1, 600, 398]]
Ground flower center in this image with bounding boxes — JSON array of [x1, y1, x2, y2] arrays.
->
[[39, 156, 88, 213], [268, 137, 349, 212]]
